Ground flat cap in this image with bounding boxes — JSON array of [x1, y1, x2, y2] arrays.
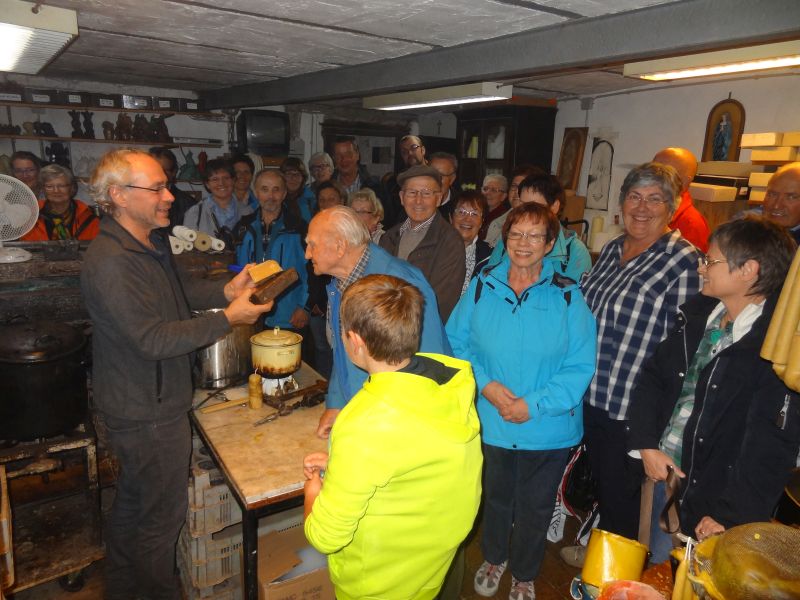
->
[[397, 164, 442, 188]]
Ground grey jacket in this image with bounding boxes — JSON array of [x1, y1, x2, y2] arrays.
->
[[380, 212, 466, 322], [81, 218, 231, 421]]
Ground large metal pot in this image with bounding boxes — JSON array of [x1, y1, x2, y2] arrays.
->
[[0, 321, 88, 441], [193, 309, 254, 388], [250, 327, 302, 378]]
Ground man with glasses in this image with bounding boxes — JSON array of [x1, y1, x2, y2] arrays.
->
[[81, 149, 271, 600], [11, 150, 44, 199], [429, 151, 460, 221], [380, 165, 465, 321], [480, 174, 511, 247], [308, 152, 334, 189], [384, 135, 430, 228], [761, 162, 800, 244], [231, 154, 259, 214]]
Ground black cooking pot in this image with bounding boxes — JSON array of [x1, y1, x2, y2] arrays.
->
[[0, 321, 88, 441]]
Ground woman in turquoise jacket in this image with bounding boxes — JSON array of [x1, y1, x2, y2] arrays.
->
[[446, 203, 596, 600]]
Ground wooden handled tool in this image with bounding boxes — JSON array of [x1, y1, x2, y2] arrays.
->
[[200, 398, 247, 414]]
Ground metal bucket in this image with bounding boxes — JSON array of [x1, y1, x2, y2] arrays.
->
[[193, 309, 254, 388]]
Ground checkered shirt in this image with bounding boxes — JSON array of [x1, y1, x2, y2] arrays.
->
[[581, 231, 701, 420]]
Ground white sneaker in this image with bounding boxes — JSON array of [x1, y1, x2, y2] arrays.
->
[[509, 576, 535, 600], [474, 560, 507, 597]]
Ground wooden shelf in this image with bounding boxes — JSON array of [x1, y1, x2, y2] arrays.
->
[[2, 134, 221, 148], [0, 100, 220, 118]]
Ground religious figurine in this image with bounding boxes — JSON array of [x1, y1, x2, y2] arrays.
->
[[177, 151, 201, 181], [82, 111, 95, 139], [69, 110, 83, 138], [102, 121, 115, 140], [133, 114, 149, 141]]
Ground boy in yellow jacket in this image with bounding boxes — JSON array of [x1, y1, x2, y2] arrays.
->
[[303, 273, 483, 600]]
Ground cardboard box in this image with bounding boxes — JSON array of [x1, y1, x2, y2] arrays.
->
[[24, 88, 58, 104], [57, 90, 91, 106], [749, 188, 767, 203], [153, 96, 179, 111], [751, 147, 798, 162], [748, 172, 774, 187], [91, 93, 123, 109], [782, 131, 800, 147], [249, 525, 334, 600], [740, 132, 783, 147], [122, 94, 152, 110], [696, 161, 758, 178], [689, 182, 737, 203]]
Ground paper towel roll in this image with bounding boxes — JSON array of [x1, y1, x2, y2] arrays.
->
[[183, 240, 194, 252], [591, 232, 610, 252], [168, 235, 184, 255], [194, 232, 212, 252], [210, 237, 226, 252], [172, 225, 197, 242]]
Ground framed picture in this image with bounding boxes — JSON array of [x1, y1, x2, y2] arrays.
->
[[701, 99, 745, 162], [556, 127, 589, 191], [586, 138, 614, 210]]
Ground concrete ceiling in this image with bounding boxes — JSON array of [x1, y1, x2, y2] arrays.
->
[[21, 0, 800, 108]]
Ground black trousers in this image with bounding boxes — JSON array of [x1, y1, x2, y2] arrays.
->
[[583, 404, 642, 540], [98, 411, 191, 600]]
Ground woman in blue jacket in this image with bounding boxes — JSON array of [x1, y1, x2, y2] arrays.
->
[[447, 203, 596, 600]]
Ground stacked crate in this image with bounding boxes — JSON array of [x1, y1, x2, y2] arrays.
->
[[742, 131, 800, 203]]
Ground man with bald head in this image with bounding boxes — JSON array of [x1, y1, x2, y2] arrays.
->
[[653, 147, 710, 252], [763, 162, 800, 244], [305, 205, 450, 438]]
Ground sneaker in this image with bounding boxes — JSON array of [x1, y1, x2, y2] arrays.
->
[[509, 577, 535, 600], [559, 545, 587, 568], [474, 560, 507, 596]]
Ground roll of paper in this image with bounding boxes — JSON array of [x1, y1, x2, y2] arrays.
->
[[194, 232, 212, 252], [210, 237, 226, 252], [168, 235, 184, 255], [183, 240, 194, 252], [172, 225, 197, 242]]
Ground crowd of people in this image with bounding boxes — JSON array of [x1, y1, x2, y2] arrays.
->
[[12, 132, 800, 600]]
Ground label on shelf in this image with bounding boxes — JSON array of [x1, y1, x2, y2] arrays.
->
[[99, 98, 115, 107], [67, 94, 82, 104], [0, 93, 22, 102]]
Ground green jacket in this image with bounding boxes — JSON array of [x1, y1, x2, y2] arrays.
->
[[305, 353, 483, 600]]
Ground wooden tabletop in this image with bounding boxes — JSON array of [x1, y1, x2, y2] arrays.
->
[[191, 363, 328, 510]]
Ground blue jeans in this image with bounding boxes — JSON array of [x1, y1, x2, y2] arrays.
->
[[480, 444, 570, 581], [97, 411, 191, 600]]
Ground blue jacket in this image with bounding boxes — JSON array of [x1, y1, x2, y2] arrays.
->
[[326, 244, 451, 409], [236, 209, 308, 329], [446, 257, 597, 450], [489, 226, 592, 283], [296, 185, 317, 223]]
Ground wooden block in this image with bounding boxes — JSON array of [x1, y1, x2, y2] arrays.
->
[[749, 189, 767, 203], [740, 132, 783, 147], [748, 172, 773, 187], [782, 131, 800, 147], [250, 268, 299, 305], [689, 182, 737, 203], [750, 147, 798, 162], [697, 161, 758, 178], [248, 260, 282, 285]]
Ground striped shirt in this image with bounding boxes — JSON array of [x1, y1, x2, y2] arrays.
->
[[581, 231, 701, 420]]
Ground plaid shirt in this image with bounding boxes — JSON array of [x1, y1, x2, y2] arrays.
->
[[581, 231, 701, 420], [326, 245, 371, 343]]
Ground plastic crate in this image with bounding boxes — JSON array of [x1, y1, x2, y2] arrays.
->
[[187, 456, 242, 537], [179, 550, 242, 600]]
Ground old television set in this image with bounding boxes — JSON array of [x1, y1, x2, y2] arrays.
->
[[236, 109, 290, 156]]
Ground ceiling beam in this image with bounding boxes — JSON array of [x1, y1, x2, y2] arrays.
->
[[202, 0, 800, 109]]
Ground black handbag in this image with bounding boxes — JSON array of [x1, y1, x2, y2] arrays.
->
[[563, 444, 597, 513]]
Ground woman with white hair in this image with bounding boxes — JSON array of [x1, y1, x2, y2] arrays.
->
[[348, 188, 385, 244], [480, 174, 510, 247]]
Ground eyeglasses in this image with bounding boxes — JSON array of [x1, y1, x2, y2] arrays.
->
[[282, 170, 303, 178], [354, 209, 375, 215], [698, 256, 728, 268], [44, 183, 71, 191], [402, 189, 437, 200], [455, 208, 481, 218], [124, 184, 170, 194], [507, 231, 547, 244], [310, 164, 330, 173], [13, 167, 37, 176], [482, 186, 506, 194], [438, 171, 456, 178], [400, 144, 421, 154], [625, 192, 668, 207]]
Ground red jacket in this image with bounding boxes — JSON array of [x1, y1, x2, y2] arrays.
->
[[670, 190, 710, 253], [22, 199, 100, 241]]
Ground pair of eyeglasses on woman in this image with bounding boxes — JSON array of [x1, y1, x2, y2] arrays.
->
[[697, 255, 728, 268], [455, 208, 481, 218], [44, 183, 71, 191], [507, 231, 547, 244]]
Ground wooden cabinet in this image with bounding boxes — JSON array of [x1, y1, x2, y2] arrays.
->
[[455, 105, 557, 189]]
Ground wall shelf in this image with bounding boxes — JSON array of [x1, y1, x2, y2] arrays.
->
[[0, 101, 218, 118], [2, 134, 221, 148]]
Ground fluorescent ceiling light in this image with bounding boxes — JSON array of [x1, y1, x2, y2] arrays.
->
[[624, 40, 800, 81], [0, 0, 78, 75], [364, 82, 513, 111]]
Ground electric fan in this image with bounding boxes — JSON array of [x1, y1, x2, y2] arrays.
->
[[0, 174, 40, 263]]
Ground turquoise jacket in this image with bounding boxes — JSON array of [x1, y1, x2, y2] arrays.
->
[[326, 244, 451, 409], [489, 226, 591, 283], [305, 353, 482, 600], [235, 208, 308, 329], [446, 257, 597, 450]]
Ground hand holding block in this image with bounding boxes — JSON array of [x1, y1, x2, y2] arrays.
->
[[250, 268, 299, 305]]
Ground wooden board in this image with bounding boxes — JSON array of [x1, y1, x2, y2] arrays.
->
[[191, 363, 327, 509]]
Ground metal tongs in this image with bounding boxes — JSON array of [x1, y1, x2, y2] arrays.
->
[[253, 380, 327, 427]]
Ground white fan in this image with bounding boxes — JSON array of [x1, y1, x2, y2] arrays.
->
[[0, 174, 40, 263]]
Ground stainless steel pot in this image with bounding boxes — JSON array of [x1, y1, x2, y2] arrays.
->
[[193, 309, 254, 388], [250, 327, 303, 378]]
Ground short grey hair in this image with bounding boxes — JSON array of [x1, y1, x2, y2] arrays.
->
[[619, 162, 682, 217], [348, 188, 384, 221], [39, 163, 74, 187], [428, 151, 458, 171], [325, 205, 370, 247], [483, 174, 508, 191], [89, 148, 147, 215], [254, 168, 287, 189], [309, 152, 333, 170]]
